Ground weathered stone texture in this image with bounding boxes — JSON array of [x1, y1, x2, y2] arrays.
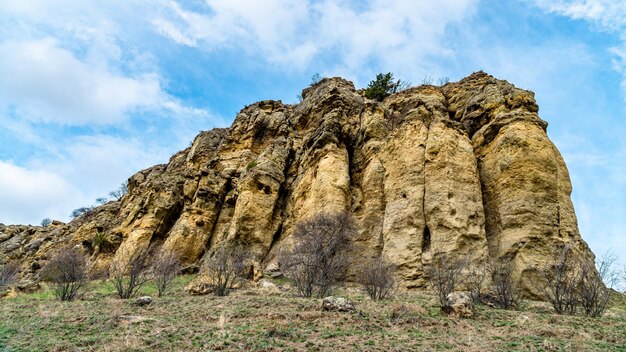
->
[[0, 72, 596, 296]]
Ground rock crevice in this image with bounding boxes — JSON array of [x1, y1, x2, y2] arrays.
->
[[0, 72, 596, 296]]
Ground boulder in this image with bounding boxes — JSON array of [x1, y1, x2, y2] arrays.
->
[[184, 280, 214, 296], [135, 296, 153, 306], [257, 279, 278, 290], [444, 292, 473, 318], [321, 296, 355, 312]]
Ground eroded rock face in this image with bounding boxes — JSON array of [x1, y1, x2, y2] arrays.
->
[[0, 72, 596, 297]]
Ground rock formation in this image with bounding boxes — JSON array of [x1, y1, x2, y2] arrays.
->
[[0, 72, 596, 297]]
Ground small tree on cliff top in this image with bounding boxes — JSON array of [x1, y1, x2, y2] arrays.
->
[[364, 72, 411, 101]]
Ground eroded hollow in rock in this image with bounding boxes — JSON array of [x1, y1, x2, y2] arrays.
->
[[422, 225, 431, 253]]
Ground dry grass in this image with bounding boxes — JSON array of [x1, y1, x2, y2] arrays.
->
[[0, 276, 625, 351]]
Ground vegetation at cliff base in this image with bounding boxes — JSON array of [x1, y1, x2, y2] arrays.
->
[[0, 276, 624, 351]]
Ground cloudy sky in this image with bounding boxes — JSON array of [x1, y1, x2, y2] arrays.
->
[[0, 0, 624, 267]]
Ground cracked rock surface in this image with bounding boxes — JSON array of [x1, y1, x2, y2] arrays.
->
[[0, 72, 596, 297]]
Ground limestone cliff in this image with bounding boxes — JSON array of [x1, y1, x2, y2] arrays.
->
[[0, 72, 596, 296]]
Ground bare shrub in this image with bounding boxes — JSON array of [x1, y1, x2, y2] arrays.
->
[[151, 249, 182, 297], [109, 181, 129, 201], [280, 246, 317, 298], [357, 255, 397, 301], [280, 212, 355, 298], [0, 262, 20, 290], [310, 73, 322, 86], [421, 75, 434, 85], [110, 248, 152, 299], [205, 245, 249, 296], [41, 246, 87, 301], [427, 253, 468, 307], [491, 258, 519, 309], [40, 218, 52, 227], [579, 252, 618, 317], [70, 206, 94, 219], [466, 260, 489, 303], [540, 245, 580, 315]]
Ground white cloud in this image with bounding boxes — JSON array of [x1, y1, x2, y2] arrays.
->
[[531, 0, 626, 30], [530, 0, 626, 99], [0, 38, 165, 125], [0, 134, 175, 225], [0, 0, 214, 126], [152, 0, 477, 75], [0, 0, 221, 224], [153, 0, 316, 66], [48, 135, 166, 192], [152, 17, 198, 47], [0, 161, 84, 225], [610, 44, 626, 94]]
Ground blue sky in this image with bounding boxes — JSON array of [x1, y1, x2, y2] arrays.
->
[[0, 0, 624, 270]]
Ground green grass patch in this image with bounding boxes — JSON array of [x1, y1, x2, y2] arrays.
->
[[0, 279, 624, 351]]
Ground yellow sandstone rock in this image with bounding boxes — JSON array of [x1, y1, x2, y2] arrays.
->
[[0, 72, 596, 297]]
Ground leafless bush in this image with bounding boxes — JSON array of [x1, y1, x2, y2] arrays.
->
[[110, 248, 152, 299], [465, 260, 490, 303], [491, 258, 519, 309], [109, 181, 129, 201], [579, 252, 618, 317], [41, 246, 87, 301], [437, 77, 450, 86], [0, 262, 20, 290], [427, 253, 468, 307], [280, 245, 317, 298], [205, 245, 249, 296], [540, 245, 580, 315], [310, 73, 322, 86], [421, 75, 434, 85], [357, 256, 397, 301], [70, 206, 94, 219], [466, 260, 489, 303], [151, 249, 182, 297], [280, 212, 355, 298]]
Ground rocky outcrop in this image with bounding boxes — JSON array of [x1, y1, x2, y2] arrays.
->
[[0, 72, 596, 297]]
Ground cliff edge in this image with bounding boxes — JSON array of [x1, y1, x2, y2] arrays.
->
[[0, 72, 596, 297]]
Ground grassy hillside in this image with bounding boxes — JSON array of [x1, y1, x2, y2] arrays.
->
[[1, 276, 624, 351]]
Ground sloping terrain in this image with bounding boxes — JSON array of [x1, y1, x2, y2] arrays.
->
[[1, 277, 625, 351]]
